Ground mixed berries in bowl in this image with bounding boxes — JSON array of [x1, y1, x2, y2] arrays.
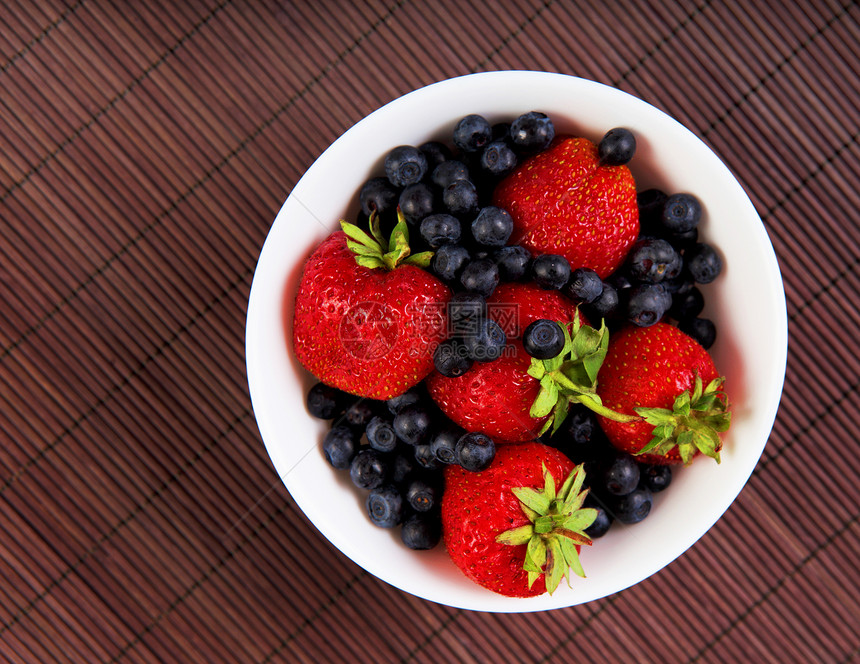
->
[[245, 72, 787, 611]]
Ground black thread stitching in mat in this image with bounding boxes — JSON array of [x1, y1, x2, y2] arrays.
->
[[0, 0, 86, 75]]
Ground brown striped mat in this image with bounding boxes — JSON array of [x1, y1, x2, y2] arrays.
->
[[1, 1, 858, 662]]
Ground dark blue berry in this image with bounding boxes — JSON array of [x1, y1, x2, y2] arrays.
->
[[662, 271, 695, 296], [405, 476, 440, 512], [509, 111, 555, 153], [679, 317, 717, 349], [349, 448, 390, 490], [443, 179, 480, 216], [626, 238, 682, 283], [391, 448, 417, 485], [413, 443, 443, 470], [306, 382, 344, 419], [393, 404, 432, 445], [448, 291, 486, 336], [471, 206, 514, 247], [456, 432, 496, 472], [366, 485, 405, 527], [493, 245, 531, 281], [399, 183, 436, 225], [322, 425, 358, 469], [384, 145, 427, 187], [459, 258, 499, 297], [584, 495, 613, 538], [463, 318, 507, 363], [359, 176, 398, 217], [419, 141, 451, 171], [433, 338, 473, 377], [626, 283, 672, 327], [611, 486, 653, 524], [366, 416, 398, 452], [386, 387, 424, 415], [419, 213, 461, 248], [669, 286, 704, 320], [598, 127, 636, 166], [564, 267, 603, 303], [429, 425, 463, 465], [532, 254, 571, 290], [666, 226, 698, 251], [401, 512, 442, 550], [639, 464, 672, 493], [583, 282, 619, 321], [566, 406, 598, 445], [453, 114, 492, 153], [341, 398, 379, 430], [431, 243, 470, 282], [685, 243, 723, 284], [602, 453, 641, 496], [479, 140, 517, 178], [432, 160, 470, 189], [522, 319, 565, 360], [661, 193, 702, 233]]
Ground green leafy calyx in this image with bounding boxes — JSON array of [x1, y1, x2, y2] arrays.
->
[[634, 373, 731, 464], [341, 208, 433, 270], [496, 463, 596, 595], [527, 312, 639, 436]]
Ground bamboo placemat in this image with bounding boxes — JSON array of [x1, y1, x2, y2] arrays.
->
[[1, 1, 858, 662]]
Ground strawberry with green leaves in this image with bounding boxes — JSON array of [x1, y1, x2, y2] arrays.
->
[[293, 211, 451, 400], [442, 441, 596, 597], [493, 136, 639, 278]]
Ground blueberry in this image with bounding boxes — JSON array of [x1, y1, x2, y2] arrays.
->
[[359, 176, 399, 218], [429, 425, 463, 465], [522, 319, 565, 360], [463, 318, 507, 363], [685, 243, 723, 284], [470, 206, 513, 247], [626, 238, 682, 284], [431, 243, 470, 282], [661, 193, 702, 234], [399, 183, 436, 225], [584, 495, 613, 538], [598, 127, 636, 166], [443, 179, 479, 216], [432, 160, 470, 189], [544, 407, 608, 464], [341, 398, 379, 430], [566, 406, 598, 445], [391, 448, 417, 485], [493, 245, 531, 281], [611, 486, 653, 524], [639, 464, 672, 493], [456, 432, 496, 472], [666, 226, 699, 251], [349, 448, 390, 490], [419, 213, 461, 249], [509, 111, 555, 153], [419, 140, 452, 171], [401, 512, 442, 550], [479, 140, 517, 178], [366, 485, 405, 527], [564, 267, 603, 303], [532, 254, 571, 290], [679, 316, 717, 349], [669, 286, 704, 320], [453, 114, 492, 153], [306, 382, 345, 419], [583, 282, 619, 321], [366, 416, 398, 452], [662, 271, 695, 296], [602, 453, 641, 496], [322, 426, 358, 470], [393, 404, 432, 445], [413, 443, 443, 470], [448, 291, 486, 336], [405, 476, 440, 512], [386, 387, 424, 415], [626, 283, 672, 327], [459, 258, 499, 297], [384, 145, 427, 187], [433, 338, 473, 377]]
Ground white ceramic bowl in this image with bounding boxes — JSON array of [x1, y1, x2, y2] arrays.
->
[[245, 72, 787, 612]]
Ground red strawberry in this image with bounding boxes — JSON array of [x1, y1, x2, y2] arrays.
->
[[292, 214, 451, 400], [426, 283, 579, 442], [442, 441, 596, 597], [493, 136, 639, 278], [596, 322, 731, 465]]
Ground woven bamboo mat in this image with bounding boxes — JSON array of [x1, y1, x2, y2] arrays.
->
[[1, 0, 858, 662]]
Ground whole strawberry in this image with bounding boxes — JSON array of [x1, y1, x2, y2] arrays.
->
[[493, 136, 639, 278], [596, 322, 730, 465], [293, 213, 451, 400], [442, 441, 596, 597]]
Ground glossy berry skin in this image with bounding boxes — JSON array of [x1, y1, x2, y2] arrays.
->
[[306, 382, 345, 419], [455, 432, 496, 471], [359, 177, 399, 217], [480, 140, 518, 178], [509, 111, 555, 153], [393, 404, 432, 445], [610, 486, 652, 524], [399, 183, 436, 225], [583, 282, 619, 322], [584, 495, 612, 538], [596, 323, 723, 464], [322, 426, 358, 469], [625, 238, 682, 284], [341, 398, 379, 429], [661, 193, 702, 233], [419, 141, 451, 170], [493, 245, 531, 281], [420, 213, 461, 248], [564, 267, 603, 303], [349, 448, 390, 490], [463, 318, 507, 363], [413, 443, 443, 470], [432, 160, 471, 189], [598, 127, 636, 166], [531, 253, 571, 290], [366, 485, 405, 527], [386, 387, 424, 415], [522, 319, 565, 359], [433, 339, 473, 377], [384, 145, 427, 187], [431, 243, 470, 283], [669, 286, 705, 321], [626, 283, 672, 327], [453, 114, 492, 153], [685, 243, 723, 284], [442, 442, 575, 597], [293, 231, 451, 400], [471, 206, 514, 247], [406, 476, 440, 512], [366, 416, 398, 452], [459, 258, 500, 297], [639, 464, 672, 492], [679, 317, 717, 350], [429, 425, 463, 465], [401, 512, 442, 550], [443, 179, 480, 216], [601, 453, 641, 496], [448, 291, 486, 335], [494, 136, 639, 279]]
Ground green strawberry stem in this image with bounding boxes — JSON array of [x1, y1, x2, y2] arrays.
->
[[496, 463, 596, 595], [528, 313, 639, 436], [341, 208, 433, 270]]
